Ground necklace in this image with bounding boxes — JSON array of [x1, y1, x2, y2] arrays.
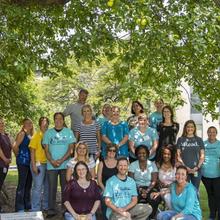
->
[[78, 180, 90, 192]]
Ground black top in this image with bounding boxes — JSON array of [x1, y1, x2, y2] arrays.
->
[[102, 160, 118, 186], [157, 122, 179, 149]]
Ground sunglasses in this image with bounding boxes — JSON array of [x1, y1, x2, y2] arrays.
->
[[108, 149, 116, 152]]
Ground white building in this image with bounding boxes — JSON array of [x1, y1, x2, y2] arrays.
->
[[176, 82, 220, 140]]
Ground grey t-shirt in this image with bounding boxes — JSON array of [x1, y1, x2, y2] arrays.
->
[[176, 136, 204, 168], [63, 102, 84, 133]]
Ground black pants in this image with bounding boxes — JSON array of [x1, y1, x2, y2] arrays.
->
[[202, 176, 220, 219], [138, 186, 161, 218], [0, 167, 8, 210], [15, 164, 32, 211]]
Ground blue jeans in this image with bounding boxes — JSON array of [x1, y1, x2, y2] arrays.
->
[[15, 164, 32, 211], [64, 212, 96, 220], [157, 210, 197, 220], [30, 164, 49, 211]]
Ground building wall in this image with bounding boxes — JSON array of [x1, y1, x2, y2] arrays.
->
[[176, 82, 220, 140]]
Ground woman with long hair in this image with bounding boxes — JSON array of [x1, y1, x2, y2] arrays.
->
[[127, 101, 144, 130], [66, 141, 96, 181], [64, 161, 101, 220], [156, 105, 179, 160], [97, 144, 118, 220], [176, 120, 205, 190], [0, 117, 12, 212], [202, 126, 220, 220], [155, 145, 176, 209], [13, 118, 34, 212]]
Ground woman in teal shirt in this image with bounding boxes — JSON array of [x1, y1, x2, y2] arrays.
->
[[202, 126, 220, 220], [156, 165, 202, 220]]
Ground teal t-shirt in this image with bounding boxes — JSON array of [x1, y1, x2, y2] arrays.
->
[[43, 127, 76, 170], [149, 111, 163, 129], [129, 126, 158, 159], [128, 160, 158, 187], [96, 115, 108, 127], [202, 140, 220, 178], [102, 121, 129, 157], [104, 175, 137, 218], [171, 182, 202, 220]]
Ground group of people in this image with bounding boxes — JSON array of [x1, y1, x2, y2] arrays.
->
[[0, 88, 219, 220]]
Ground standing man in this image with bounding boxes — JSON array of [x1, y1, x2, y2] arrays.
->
[[104, 157, 152, 220], [63, 89, 89, 135]]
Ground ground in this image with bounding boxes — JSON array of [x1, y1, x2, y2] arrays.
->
[[0, 183, 64, 220]]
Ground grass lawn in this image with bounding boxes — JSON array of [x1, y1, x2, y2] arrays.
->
[[5, 171, 210, 219]]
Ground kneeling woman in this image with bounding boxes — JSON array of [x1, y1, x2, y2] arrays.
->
[[156, 165, 202, 220], [64, 161, 101, 220]]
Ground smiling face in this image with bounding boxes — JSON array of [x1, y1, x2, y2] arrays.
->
[[77, 143, 87, 157], [112, 107, 120, 120], [175, 168, 187, 184], [137, 147, 148, 161], [132, 102, 143, 115], [207, 127, 217, 142], [163, 107, 171, 119], [78, 91, 88, 104], [40, 118, 49, 133], [138, 116, 148, 128], [117, 159, 128, 176], [76, 164, 87, 179], [82, 106, 92, 119], [102, 104, 112, 118], [107, 147, 117, 158], [23, 119, 33, 133], [162, 148, 171, 163], [186, 123, 195, 137], [154, 99, 164, 112], [54, 113, 64, 129]]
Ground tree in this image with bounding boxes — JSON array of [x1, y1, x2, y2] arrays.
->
[[1, 0, 220, 119]]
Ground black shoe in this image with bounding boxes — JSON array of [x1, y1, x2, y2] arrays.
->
[[46, 210, 56, 218]]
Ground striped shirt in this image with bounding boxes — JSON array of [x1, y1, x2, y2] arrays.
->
[[76, 121, 100, 154]]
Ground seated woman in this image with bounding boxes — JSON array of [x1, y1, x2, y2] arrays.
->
[[128, 145, 160, 219], [64, 161, 101, 220], [97, 143, 118, 220], [66, 141, 96, 181], [156, 145, 176, 209], [156, 165, 202, 220]]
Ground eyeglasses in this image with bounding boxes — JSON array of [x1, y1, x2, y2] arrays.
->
[[108, 149, 116, 152]]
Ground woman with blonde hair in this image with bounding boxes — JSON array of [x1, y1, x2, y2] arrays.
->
[[76, 104, 101, 161], [13, 118, 34, 212], [66, 141, 96, 181]]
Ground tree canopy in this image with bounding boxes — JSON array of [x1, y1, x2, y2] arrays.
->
[[1, 0, 220, 121]]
